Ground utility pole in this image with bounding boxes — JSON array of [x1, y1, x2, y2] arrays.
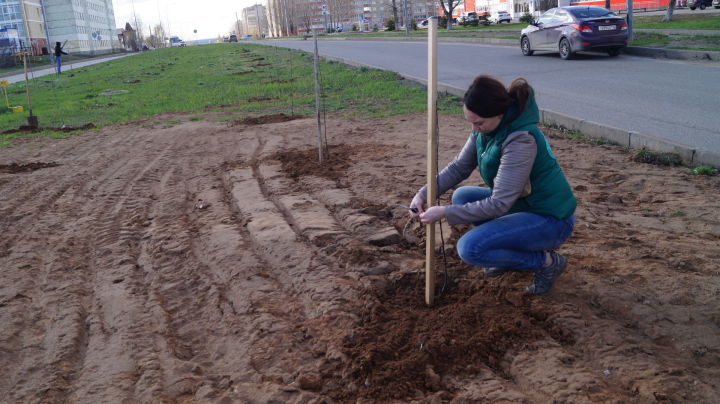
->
[[404, 0, 410, 33], [626, 0, 633, 42], [235, 11, 241, 35]]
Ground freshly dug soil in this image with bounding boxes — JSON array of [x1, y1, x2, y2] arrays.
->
[[1, 112, 718, 403]]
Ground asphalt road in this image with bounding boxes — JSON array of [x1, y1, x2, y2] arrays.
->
[[270, 39, 720, 153]]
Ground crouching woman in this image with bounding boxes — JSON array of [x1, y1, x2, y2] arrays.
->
[[410, 75, 576, 295]]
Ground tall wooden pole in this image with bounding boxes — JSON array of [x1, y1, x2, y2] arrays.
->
[[312, 30, 325, 162], [425, 17, 438, 306]]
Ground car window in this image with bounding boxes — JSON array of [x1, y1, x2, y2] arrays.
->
[[538, 9, 556, 24], [569, 7, 616, 18], [554, 10, 572, 23]]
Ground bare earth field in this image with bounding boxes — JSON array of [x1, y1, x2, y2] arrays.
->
[[1, 112, 719, 403]]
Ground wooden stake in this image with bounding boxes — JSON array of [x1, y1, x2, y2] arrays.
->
[[425, 17, 438, 307], [312, 31, 325, 163]]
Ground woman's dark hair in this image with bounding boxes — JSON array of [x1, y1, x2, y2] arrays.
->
[[463, 75, 531, 122], [56, 42, 61, 46]]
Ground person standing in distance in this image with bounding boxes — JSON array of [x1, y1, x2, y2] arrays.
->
[[53, 42, 68, 74], [409, 75, 576, 295]]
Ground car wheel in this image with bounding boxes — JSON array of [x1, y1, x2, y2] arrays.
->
[[521, 36, 534, 56], [607, 48, 620, 57], [559, 38, 573, 60], [690, 5, 696, 9], [700, 2, 706, 8]]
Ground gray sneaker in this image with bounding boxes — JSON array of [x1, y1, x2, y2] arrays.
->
[[526, 252, 567, 296], [484, 267, 511, 277]]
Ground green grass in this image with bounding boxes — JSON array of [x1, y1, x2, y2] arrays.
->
[[0, 44, 461, 145], [547, 126, 618, 146], [630, 32, 675, 46], [633, 13, 720, 30], [688, 165, 718, 176], [630, 32, 720, 50]]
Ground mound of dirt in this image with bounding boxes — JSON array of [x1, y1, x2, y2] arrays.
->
[[232, 113, 304, 126], [324, 269, 572, 400]]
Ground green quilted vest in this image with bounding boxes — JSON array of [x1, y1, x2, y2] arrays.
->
[[476, 93, 576, 219]]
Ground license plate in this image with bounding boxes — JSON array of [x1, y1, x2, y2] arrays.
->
[[599, 25, 615, 31]]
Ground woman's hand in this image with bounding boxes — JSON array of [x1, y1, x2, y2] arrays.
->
[[420, 206, 446, 224], [409, 193, 426, 219]]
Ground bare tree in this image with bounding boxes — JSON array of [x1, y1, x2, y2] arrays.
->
[[328, 0, 355, 30], [293, 0, 316, 35], [439, 0, 462, 29], [661, 0, 677, 22], [150, 23, 166, 48], [388, 0, 399, 25]]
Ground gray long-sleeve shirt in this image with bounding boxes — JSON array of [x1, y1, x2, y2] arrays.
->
[[420, 131, 537, 225]]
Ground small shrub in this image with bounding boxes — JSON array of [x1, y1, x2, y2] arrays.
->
[[520, 12, 534, 24], [411, 21, 417, 30], [688, 165, 718, 176], [386, 19, 396, 31], [372, 24, 379, 32], [632, 148, 683, 166], [352, 24, 358, 32]]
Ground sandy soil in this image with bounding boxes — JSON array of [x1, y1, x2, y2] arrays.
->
[[1, 111, 719, 403]]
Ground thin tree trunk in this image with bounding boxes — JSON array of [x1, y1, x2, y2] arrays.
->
[[662, 0, 676, 22], [392, 0, 399, 25]]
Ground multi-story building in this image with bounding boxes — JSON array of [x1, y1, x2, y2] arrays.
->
[[0, 0, 48, 55], [241, 4, 268, 37], [266, 0, 294, 37], [43, 0, 118, 55]]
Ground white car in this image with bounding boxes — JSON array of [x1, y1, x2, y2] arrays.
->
[[490, 11, 512, 24]]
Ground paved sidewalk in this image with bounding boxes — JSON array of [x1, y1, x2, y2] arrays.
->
[[0, 53, 135, 84]]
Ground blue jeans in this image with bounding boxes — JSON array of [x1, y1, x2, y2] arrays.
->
[[453, 186, 575, 270], [55, 56, 61, 74]]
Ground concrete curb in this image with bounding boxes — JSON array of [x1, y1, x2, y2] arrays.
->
[[312, 36, 720, 63], [321, 53, 719, 167], [624, 46, 720, 62]]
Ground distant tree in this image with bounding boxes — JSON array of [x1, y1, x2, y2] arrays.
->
[[662, 0, 677, 22], [386, 19, 396, 30], [438, 0, 463, 29]]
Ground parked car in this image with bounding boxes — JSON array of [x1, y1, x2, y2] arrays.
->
[[688, 0, 713, 9], [520, 6, 627, 60], [417, 18, 430, 29], [713, 0, 720, 8], [241, 34, 253, 39], [229, 34, 238, 42], [169, 36, 186, 47], [490, 10, 512, 24]]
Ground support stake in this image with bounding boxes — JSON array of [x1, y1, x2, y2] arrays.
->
[[425, 17, 438, 306], [312, 31, 325, 163]]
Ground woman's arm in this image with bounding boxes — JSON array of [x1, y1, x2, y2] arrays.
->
[[443, 131, 537, 225], [418, 132, 478, 199]]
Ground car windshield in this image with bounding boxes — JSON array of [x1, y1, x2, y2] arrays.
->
[[569, 7, 616, 18]]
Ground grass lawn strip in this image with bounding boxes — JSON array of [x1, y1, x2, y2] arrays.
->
[[0, 44, 461, 145]]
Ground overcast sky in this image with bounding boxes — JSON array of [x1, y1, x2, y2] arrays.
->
[[112, 0, 261, 41]]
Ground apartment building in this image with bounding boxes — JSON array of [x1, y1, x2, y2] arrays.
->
[[43, 0, 117, 54], [0, 0, 48, 55], [241, 4, 268, 37], [267, 0, 293, 37], [265, 0, 441, 36]]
